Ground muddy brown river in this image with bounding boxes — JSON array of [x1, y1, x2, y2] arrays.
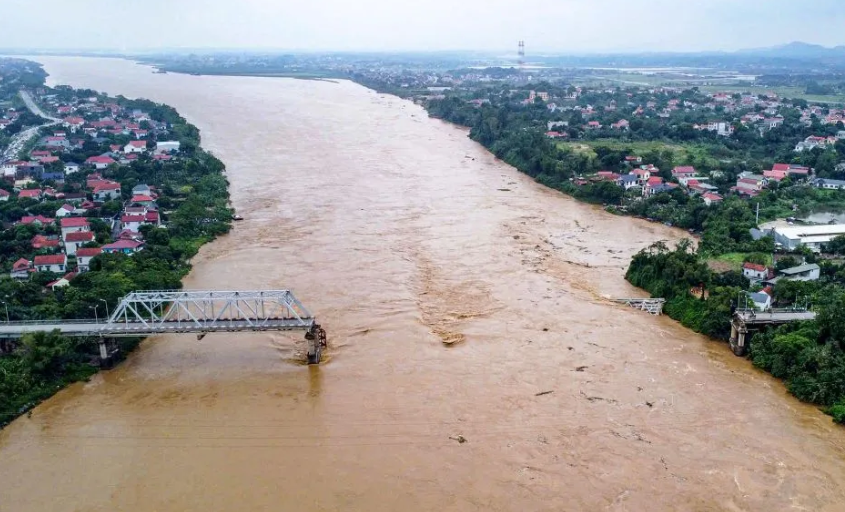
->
[[1, 57, 845, 511]]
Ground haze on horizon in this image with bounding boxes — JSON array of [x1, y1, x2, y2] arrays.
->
[[1, 0, 844, 54]]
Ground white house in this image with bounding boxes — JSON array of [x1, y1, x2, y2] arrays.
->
[[0, 189, 9, 202], [747, 290, 772, 311], [55, 204, 74, 217], [742, 262, 770, 282], [93, 181, 121, 201], [779, 263, 821, 282], [34, 254, 67, 273], [60, 217, 90, 238], [155, 141, 181, 153], [76, 247, 102, 272], [124, 141, 147, 154], [132, 184, 151, 196], [10, 258, 32, 280], [63, 230, 95, 256], [64, 162, 80, 174], [814, 178, 845, 190], [121, 214, 145, 232]]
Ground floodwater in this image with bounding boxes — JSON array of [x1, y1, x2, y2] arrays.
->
[[2, 57, 845, 511]]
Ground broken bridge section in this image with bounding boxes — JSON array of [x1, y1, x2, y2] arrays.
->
[[0, 289, 328, 364], [729, 309, 816, 356]]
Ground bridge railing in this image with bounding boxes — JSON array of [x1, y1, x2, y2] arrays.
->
[[0, 319, 103, 327]]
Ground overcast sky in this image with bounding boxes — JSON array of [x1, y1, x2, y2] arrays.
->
[[1, 0, 843, 53]]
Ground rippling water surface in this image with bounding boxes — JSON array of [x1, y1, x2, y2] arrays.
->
[[1, 57, 844, 511]]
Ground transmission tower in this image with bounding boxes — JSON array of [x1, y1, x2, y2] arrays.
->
[[518, 40, 525, 69]]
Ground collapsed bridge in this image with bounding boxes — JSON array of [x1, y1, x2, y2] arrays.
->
[[0, 289, 327, 364]]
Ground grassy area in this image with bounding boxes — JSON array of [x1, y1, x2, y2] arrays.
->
[[697, 85, 845, 105], [557, 139, 720, 166], [571, 72, 845, 104], [707, 252, 773, 273]]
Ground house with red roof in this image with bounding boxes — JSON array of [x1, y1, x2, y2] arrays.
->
[[124, 140, 147, 154], [702, 192, 723, 206], [46, 272, 77, 290], [86, 155, 116, 170], [611, 119, 629, 130], [121, 214, 146, 231], [671, 166, 696, 178], [76, 247, 103, 272], [64, 231, 95, 256], [34, 254, 67, 273], [10, 258, 32, 280], [19, 215, 54, 226], [0, 189, 9, 202], [631, 168, 651, 185], [131, 194, 155, 206], [18, 189, 42, 200], [742, 262, 771, 282], [60, 217, 90, 238], [62, 117, 85, 132], [92, 180, 121, 201], [31, 235, 61, 251], [102, 239, 144, 255], [763, 170, 788, 181], [55, 204, 75, 218]]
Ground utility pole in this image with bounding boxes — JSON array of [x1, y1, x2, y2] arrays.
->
[[755, 202, 760, 226]]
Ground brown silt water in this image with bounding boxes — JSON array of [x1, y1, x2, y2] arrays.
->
[[1, 57, 845, 511]]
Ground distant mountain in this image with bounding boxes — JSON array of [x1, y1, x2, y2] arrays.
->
[[738, 41, 845, 59]]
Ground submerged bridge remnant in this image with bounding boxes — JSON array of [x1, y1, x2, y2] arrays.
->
[[0, 290, 328, 364], [612, 298, 665, 315], [729, 309, 816, 356]]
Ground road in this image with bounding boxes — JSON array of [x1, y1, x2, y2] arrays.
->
[[0, 90, 61, 162]]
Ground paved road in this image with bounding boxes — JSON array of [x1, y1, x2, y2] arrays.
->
[[19, 90, 60, 123], [0, 90, 61, 162]]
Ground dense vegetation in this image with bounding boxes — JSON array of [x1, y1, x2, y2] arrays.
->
[[627, 240, 845, 422], [0, 65, 231, 427]]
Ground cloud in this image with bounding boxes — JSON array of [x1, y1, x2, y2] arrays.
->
[[0, 0, 843, 52]]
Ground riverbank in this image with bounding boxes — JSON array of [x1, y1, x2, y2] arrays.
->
[[0, 63, 232, 428], [6, 56, 845, 512]]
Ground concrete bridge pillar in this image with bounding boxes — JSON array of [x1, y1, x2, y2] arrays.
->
[[305, 324, 327, 365], [98, 339, 109, 361], [729, 319, 748, 357]]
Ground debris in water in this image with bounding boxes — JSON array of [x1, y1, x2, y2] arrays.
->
[[542, 327, 549, 332], [575, 366, 588, 372], [535, 390, 554, 396], [645, 401, 654, 408], [498, 188, 511, 192], [449, 435, 467, 444], [513, 235, 520, 239], [567, 346, 574, 350], [579, 391, 618, 404]]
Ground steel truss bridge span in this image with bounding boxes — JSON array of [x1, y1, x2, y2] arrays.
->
[[0, 290, 327, 364]]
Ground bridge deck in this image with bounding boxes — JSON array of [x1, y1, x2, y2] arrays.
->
[[0, 318, 315, 339], [735, 311, 816, 325]]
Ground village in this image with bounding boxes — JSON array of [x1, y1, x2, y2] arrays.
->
[[0, 85, 184, 291]]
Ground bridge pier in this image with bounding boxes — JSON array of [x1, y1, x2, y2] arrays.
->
[[97, 338, 120, 367], [98, 339, 109, 361], [729, 320, 747, 356], [305, 324, 327, 364]]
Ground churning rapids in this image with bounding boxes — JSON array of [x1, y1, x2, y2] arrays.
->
[[1, 57, 845, 511]]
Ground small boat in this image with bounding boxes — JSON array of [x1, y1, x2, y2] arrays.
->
[[232, 214, 244, 221]]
